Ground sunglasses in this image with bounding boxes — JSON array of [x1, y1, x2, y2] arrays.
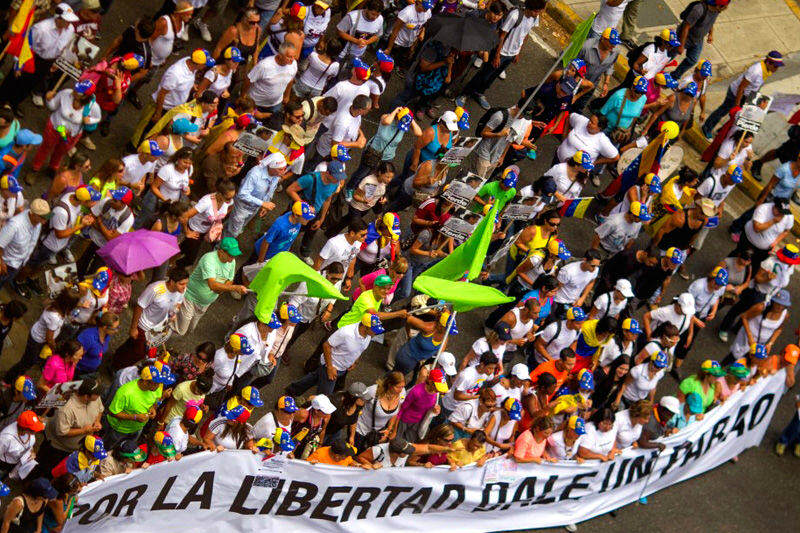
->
[[248, 19, 260, 24], [547, 220, 560, 227]]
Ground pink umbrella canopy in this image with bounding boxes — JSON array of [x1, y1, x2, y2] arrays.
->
[[97, 230, 180, 275]]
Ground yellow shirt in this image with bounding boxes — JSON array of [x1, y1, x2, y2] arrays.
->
[[447, 438, 487, 466]]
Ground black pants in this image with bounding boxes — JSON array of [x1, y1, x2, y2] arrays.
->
[[177, 235, 204, 269], [0, 56, 55, 107], [719, 288, 765, 333], [31, 439, 69, 478], [3, 335, 44, 384], [76, 241, 101, 278]]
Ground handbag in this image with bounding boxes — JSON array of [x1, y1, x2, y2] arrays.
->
[[361, 397, 385, 447], [204, 195, 224, 242]]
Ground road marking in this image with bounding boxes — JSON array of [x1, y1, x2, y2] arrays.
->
[[529, 30, 559, 59]]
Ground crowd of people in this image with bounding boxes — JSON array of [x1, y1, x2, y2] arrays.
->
[[0, 0, 795, 531]]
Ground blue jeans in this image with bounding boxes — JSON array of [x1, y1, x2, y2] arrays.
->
[[398, 259, 435, 299], [287, 365, 347, 396], [672, 41, 704, 79], [779, 412, 800, 445], [703, 89, 737, 136]]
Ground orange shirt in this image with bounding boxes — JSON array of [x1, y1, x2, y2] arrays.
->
[[307, 446, 356, 467], [514, 430, 547, 461], [530, 360, 569, 388]]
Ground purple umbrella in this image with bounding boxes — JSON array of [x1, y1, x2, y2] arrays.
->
[[97, 230, 180, 275]]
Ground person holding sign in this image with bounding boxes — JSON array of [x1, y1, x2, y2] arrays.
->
[[473, 166, 518, 213]]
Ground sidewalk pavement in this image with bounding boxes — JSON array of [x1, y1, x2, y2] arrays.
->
[[544, 0, 800, 232]]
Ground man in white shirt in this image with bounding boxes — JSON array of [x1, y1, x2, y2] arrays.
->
[[322, 61, 372, 116], [589, 0, 630, 38], [246, 42, 299, 119], [149, 49, 215, 130], [590, 278, 634, 320], [556, 114, 619, 173], [702, 51, 784, 138], [592, 200, 650, 254], [440, 353, 499, 419], [287, 313, 384, 396], [336, 0, 384, 58], [533, 309, 585, 363], [693, 164, 741, 253], [314, 219, 368, 291], [458, 0, 546, 110], [121, 142, 163, 195], [554, 250, 602, 311], [0, 200, 50, 291], [385, 0, 433, 69], [115, 267, 189, 365], [306, 94, 370, 172], [742, 197, 794, 265]]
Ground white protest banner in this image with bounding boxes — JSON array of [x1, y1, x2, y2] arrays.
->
[[56, 36, 101, 81], [441, 172, 484, 209], [440, 137, 480, 166], [64, 372, 785, 533]]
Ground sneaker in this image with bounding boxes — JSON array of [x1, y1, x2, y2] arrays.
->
[[194, 19, 212, 42], [751, 160, 763, 180], [230, 291, 243, 300], [454, 95, 466, 108], [63, 249, 75, 263], [473, 57, 483, 68], [730, 232, 740, 243], [718, 330, 729, 343], [127, 92, 143, 110], [80, 136, 96, 150], [793, 191, 800, 205], [590, 174, 600, 187], [499, 70, 507, 80], [31, 94, 44, 107], [565, 525, 578, 532], [638, 497, 648, 505], [702, 129, 713, 141], [775, 442, 787, 456], [47, 254, 58, 265], [67, 147, 77, 157], [303, 256, 314, 266], [475, 94, 491, 110]]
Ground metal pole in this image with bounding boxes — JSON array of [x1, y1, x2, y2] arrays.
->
[[513, 48, 569, 120], [431, 310, 457, 369]]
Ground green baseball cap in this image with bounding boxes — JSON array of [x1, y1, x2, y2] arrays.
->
[[219, 237, 242, 257], [374, 274, 393, 287]]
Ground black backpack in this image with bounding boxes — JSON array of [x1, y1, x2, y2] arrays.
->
[[476, 107, 510, 136]]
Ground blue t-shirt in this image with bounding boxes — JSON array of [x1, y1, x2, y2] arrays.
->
[[600, 89, 646, 130], [520, 289, 553, 325], [297, 172, 339, 213], [76, 327, 110, 373], [255, 212, 301, 260], [772, 161, 800, 199]]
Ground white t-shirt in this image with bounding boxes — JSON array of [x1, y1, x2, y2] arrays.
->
[[323, 80, 371, 115], [157, 164, 191, 202], [318, 234, 361, 271], [449, 398, 492, 431], [491, 381, 522, 406], [336, 10, 384, 57], [745, 203, 793, 250], [640, 43, 671, 80], [248, 56, 298, 108], [485, 410, 517, 452], [595, 212, 641, 254], [253, 411, 292, 441], [318, 111, 361, 157], [500, 9, 539, 57], [208, 416, 254, 450], [356, 383, 405, 436], [203, 68, 233, 97], [234, 321, 277, 369], [582, 422, 618, 456], [369, 442, 409, 467], [165, 417, 190, 454], [537, 321, 578, 363], [0, 192, 24, 224], [622, 363, 664, 402], [289, 279, 344, 322], [350, 175, 386, 211], [442, 366, 491, 412], [188, 193, 233, 233], [546, 163, 583, 200], [556, 114, 618, 163], [688, 278, 724, 319], [697, 174, 735, 208], [598, 338, 634, 367], [87, 198, 134, 247], [0, 211, 40, 268], [122, 154, 155, 190], [614, 409, 642, 448], [154, 59, 196, 110], [729, 61, 766, 98], [754, 256, 793, 298], [0, 422, 35, 464], [136, 281, 184, 330], [300, 52, 340, 92], [546, 430, 583, 460], [30, 309, 64, 343], [469, 337, 507, 366], [71, 290, 108, 324], [320, 322, 371, 371], [649, 303, 691, 335], [303, 10, 331, 48], [591, 0, 630, 32], [592, 291, 628, 320], [210, 347, 239, 393], [43, 194, 81, 252], [395, 5, 431, 48], [555, 261, 598, 304]]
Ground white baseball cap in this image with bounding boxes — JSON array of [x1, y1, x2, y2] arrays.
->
[[311, 394, 336, 414], [55, 3, 80, 21], [261, 151, 287, 169], [615, 278, 634, 298], [510, 363, 530, 381], [660, 395, 680, 414], [438, 351, 457, 376], [439, 111, 458, 132], [676, 292, 695, 316]]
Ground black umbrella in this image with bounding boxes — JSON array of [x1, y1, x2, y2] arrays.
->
[[426, 14, 499, 52]]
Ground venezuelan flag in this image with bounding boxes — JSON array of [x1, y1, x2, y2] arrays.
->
[[3, 0, 35, 73], [558, 197, 593, 218]]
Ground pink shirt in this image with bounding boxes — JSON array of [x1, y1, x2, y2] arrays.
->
[[398, 383, 437, 424], [715, 376, 740, 401], [42, 355, 77, 387], [514, 430, 547, 461], [353, 268, 400, 302]]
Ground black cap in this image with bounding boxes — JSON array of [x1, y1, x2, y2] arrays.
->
[[389, 437, 416, 455], [29, 478, 57, 499], [494, 321, 512, 341], [332, 439, 355, 457], [78, 378, 101, 396]]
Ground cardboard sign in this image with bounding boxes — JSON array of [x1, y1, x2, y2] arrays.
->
[[736, 92, 773, 133], [37, 380, 83, 409], [441, 172, 484, 208], [56, 36, 100, 81], [440, 136, 480, 166], [234, 131, 272, 158], [501, 203, 539, 221], [439, 217, 476, 241]]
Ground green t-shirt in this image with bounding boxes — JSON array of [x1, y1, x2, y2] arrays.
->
[[338, 290, 381, 328], [474, 181, 517, 212], [184, 251, 236, 306], [107, 380, 162, 434], [678, 375, 716, 411]]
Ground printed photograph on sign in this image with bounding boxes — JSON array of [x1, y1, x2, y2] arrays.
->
[[440, 136, 480, 165], [57, 36, 101, 80], [502, 202, 540, 221], [442, 172, 485, 208], [234, 129, 275, 158], [37, 380, 83, 409], [736, 92, 773, 133], [439, 216, 477, 241]]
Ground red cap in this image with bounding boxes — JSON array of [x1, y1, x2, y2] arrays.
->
[[18, 410, 44, 432]]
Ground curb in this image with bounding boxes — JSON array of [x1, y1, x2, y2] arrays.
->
[[544, 0, 800, 234]]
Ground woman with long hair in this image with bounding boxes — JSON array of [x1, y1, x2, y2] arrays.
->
[[177, 180, 236, 268], [204, 405, 255, 451], [519, 371, 557, 433], [592, 355, 631, 413], [406, 423, 456, 467], [88, 158, 125, 198], [324, 383, 368, 446], [355, 371, 405, 450], [137, 147, 194, 229], [38, 340, 83, 393], [46, 153, 91, 201]]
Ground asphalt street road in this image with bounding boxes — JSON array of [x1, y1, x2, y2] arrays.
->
[[0, 2, 798, 532]]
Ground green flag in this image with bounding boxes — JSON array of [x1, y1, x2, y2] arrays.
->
[[413, 276, 514, 312], [562, 13, 596, 67], [248, 252, 347, 322], [419, 201, 500, 281]]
